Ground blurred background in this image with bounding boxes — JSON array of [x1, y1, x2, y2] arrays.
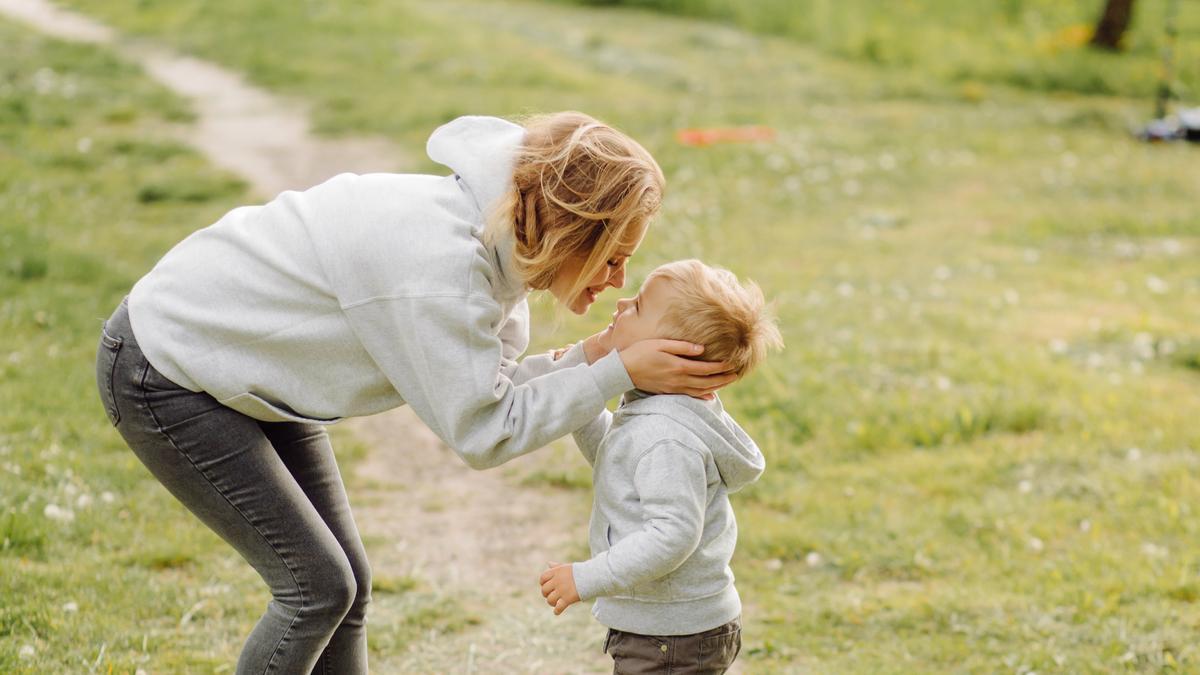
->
[[2, 0, 1198, 672]]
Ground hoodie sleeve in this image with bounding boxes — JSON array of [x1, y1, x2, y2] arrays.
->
[[571, 407, 612, 467], [497, 309, 589, 386], [343, 293, 633, 470], [572, 441, 707, 601]]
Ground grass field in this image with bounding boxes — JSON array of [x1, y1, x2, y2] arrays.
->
[[6, 0, 1200, 671], [560, 0, 1200, 99]]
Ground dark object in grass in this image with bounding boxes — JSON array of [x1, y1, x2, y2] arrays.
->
[[1137, 108, 1200, 143], [1136, 0, 1197, 143]]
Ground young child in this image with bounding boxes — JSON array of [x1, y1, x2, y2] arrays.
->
[[539, 259, 782, 674]]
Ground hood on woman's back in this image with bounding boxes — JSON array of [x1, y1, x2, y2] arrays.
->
[[426, 115, 525, 217]]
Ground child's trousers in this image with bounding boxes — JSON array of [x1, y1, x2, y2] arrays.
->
[[603, 617, 741, 674]]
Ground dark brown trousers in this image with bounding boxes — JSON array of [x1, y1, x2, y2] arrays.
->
[[603, 617, 741, 674]]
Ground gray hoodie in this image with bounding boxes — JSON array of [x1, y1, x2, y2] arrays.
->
[[571, 390, 765, 636], [128, 116, 632, 469]]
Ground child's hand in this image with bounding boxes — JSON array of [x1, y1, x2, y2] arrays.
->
[[539, 561, 581, 615]]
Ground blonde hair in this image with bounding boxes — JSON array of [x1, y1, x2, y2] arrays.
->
[[648, 260, 783, 379], [485, 111, 665, 302]]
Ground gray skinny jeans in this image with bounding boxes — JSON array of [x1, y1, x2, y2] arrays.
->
[[95, 298, 370, 674]]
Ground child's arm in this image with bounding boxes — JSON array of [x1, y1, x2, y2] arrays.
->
[[571, 408, 613, 467], [570, 441, 708, 601], [498, 315, 590, 386]]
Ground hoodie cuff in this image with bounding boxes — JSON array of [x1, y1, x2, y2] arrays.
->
[[557, 341, 588, 368], [588, 350, 634, 403], [572, 556, 617, 602]]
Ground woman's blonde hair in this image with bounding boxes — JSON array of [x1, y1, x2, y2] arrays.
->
[[648, 260, 784, 379], [486, 112, 665, 302]]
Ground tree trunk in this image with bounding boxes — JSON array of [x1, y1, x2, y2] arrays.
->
[[1090, 0, 1136, 50]]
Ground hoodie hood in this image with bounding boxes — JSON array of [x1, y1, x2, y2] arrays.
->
[[426, 115, 527, 302], [616, 390, 765, 492]]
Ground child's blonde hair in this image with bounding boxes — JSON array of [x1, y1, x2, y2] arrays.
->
[[648, 260, 783, 379], [486, 111, 665, 302]]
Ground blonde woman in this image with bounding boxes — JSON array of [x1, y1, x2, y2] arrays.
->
[[93, 113, 731, 674]]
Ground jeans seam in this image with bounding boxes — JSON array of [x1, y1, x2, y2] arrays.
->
[[138, 360, 306, 673]]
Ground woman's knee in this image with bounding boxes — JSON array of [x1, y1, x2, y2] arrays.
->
[[302, 551, 359, 620], [344, 551, 372, 620]]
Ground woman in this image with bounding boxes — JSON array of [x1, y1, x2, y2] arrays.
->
[[95, 112, 733, 674]]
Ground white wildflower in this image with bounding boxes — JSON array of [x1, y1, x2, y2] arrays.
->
[[1132, 333, 1155, 360], [805, 551, 823, 567], [1140, 542, 1168, 559], [43, 504, 74, 523]]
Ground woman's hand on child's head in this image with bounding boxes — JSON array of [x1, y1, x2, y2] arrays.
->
[[539, 561, 581, 615], [618, 339, 737, 399]]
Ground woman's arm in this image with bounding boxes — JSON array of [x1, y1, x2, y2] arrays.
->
[[571, 407, 613, 467], [496, 300, 589, 385], [343, 292, 632, 470]]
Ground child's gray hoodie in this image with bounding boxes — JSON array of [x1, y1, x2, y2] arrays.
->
[[571, 389, 765, 636]]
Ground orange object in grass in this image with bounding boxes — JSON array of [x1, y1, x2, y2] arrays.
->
[[675, 126, 776, 147]]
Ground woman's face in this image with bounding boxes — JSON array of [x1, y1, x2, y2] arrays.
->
[[549, 224, 647, 315]]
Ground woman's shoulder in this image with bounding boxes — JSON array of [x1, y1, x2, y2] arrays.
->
[[299, 172, 497, 304]]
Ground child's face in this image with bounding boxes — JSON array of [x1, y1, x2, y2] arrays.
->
[[597, 274, 678, 351]]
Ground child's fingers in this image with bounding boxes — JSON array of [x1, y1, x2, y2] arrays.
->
[[545, 588, 561, 607], [539, 568, 554, 584], [554, 598, 568, 615]]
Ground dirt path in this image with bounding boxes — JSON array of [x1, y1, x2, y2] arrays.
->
[[1, 1, 608, 671]]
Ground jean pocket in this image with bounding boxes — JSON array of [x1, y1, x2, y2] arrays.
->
[[96, 323, 124, 426], [606, 631, 669, 672], [698, 627, 741, 672]]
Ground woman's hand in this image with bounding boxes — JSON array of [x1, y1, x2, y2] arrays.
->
[[617, 339, 737, 399]]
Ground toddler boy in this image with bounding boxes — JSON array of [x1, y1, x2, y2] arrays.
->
[[539, 259, 782, 674]]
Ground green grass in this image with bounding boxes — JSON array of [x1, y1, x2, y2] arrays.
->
[[0, 19, 468, 672], [13, 0, 1200, 671], [561, 0, 1200, 100]]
